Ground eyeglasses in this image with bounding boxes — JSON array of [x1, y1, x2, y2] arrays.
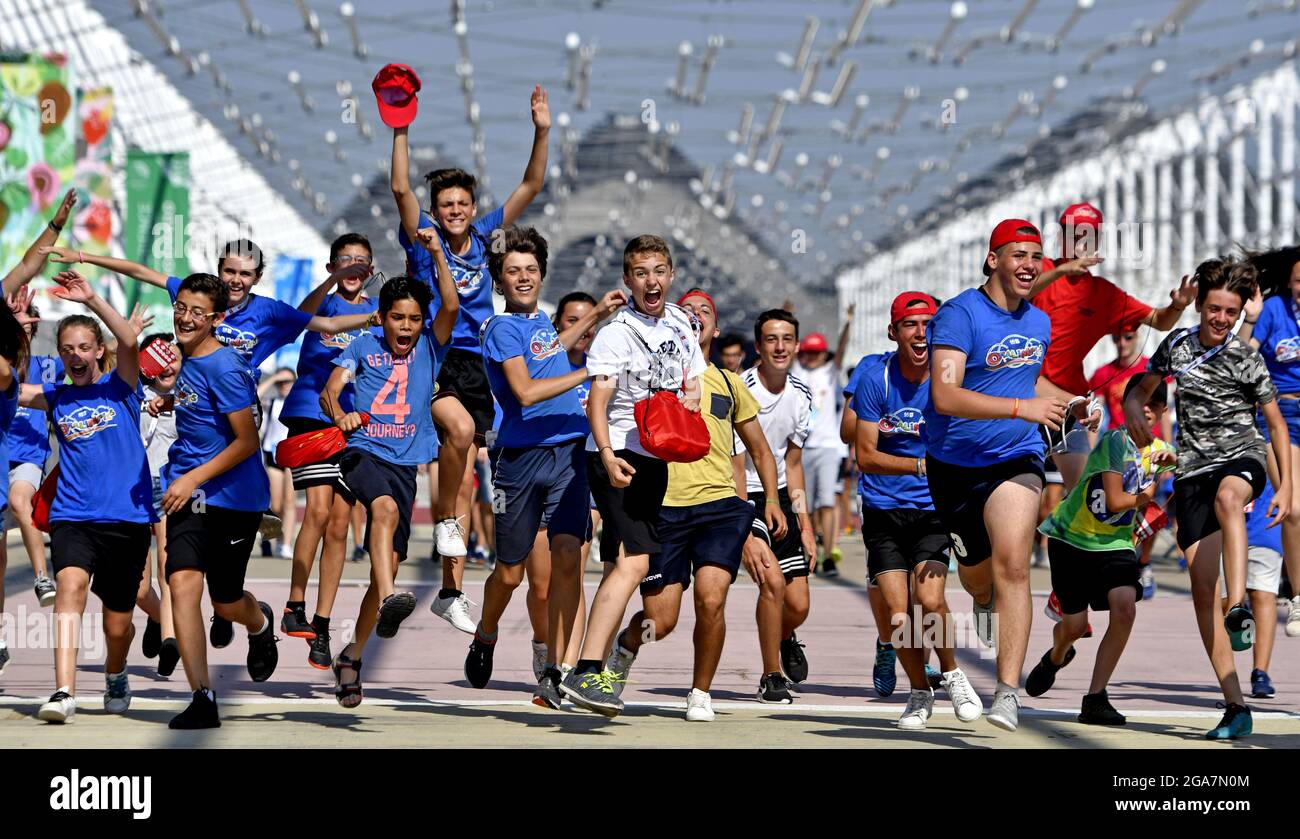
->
[[335, 255, 372, 267], [172, 302, 217, 321]]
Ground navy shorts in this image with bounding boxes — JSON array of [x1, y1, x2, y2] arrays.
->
[[926, 453, 1045, 567], [640, 495, 753, 594], [340, 448, 418, 562], [492, 440, 591, 565]]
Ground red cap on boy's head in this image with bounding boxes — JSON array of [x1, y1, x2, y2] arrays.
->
[[677, 289, 717, 316], [799, 333, 829, 353], [983, 218, 1042, 275], [890, 291, 938, 325], [1059, 201, 1103, 230], [372, 64, 421, 128]]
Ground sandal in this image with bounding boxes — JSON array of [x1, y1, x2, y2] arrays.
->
[[333, 651, 363, 709]]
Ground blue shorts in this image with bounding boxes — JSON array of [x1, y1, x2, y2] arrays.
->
[[491, 439, 591, 565], [1257, 398, 1300, 445], [151, 475, 166, 521], [640, 495, 753, 594]]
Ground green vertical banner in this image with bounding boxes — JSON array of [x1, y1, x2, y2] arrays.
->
[[124, 149, 189, 318]]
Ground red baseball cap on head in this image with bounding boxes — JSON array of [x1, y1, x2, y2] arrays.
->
[[983, 218, 1042, 275], [890, 291, 937, 324], [799, 333, 829, 353], [1059, 201, 1102, 229], [372, 64, 421, 128]]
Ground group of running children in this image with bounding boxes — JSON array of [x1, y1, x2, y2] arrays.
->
[[0, 84, 1297, 741]]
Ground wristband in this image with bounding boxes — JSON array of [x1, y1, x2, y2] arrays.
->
[[916, 457, 925, 478], [599, 445, 614, 456], [1010, 397, 1020, 420], [764, 498, 780, 505], [1245, 318, 1258, 325], [78, 251, 85, 264], [48, 220, 63, 233]]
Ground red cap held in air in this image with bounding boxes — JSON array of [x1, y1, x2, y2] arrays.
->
[[983, 218, 1043, 275], [890, 291, 938, 324], [798, 333, 829, 353], [1059, 201, 1102, 230], [372, 64, 421, 128]]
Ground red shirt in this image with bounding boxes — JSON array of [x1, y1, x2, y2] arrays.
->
[[1035, 271, 1153, 395], [1088, 355, 1148, 430]]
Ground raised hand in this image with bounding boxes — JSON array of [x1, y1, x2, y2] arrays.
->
[[128, 303, 155, 335], [595, 290, 627, 320], [51, 189, 77, 228], [6, 286, 36, 325], [50, 270, 94, 303], [1170, 274, 1197, 310], [530, 84, 551, 131]]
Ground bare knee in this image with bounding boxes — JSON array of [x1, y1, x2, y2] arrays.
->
[[371, 498, 399, 527], [443, 414, 474, 450], [1110, 598, 1137, 627]]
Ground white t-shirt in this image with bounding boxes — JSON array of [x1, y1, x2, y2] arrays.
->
[[736, 366, 812, 492], [793, 359, 842, 449], [585, 303, 707, 458], [261, 395, 290, 454]]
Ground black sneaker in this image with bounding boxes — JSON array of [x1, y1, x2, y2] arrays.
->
[[169, 688, 221, 729], [532, 668, 563, 709], [1078, 690, 1127, 725], [157, 638, 180, 677], [280, 605, 316, 640], [308, 630, 332, 671], [351, 545, 366, 563], [246, 602, 279, 683], [141, 618, 161, 658], [209, 615, 234, 649], [464, 637, 495, 689], [260, 539, 273, 557], [1025, 646, 1075, 697], [821, 557, 839, 578], [757, 672, 795, 704], [559, 668, 624, 717], [376, 592, 417, 639], [780, 633, 808, 683]]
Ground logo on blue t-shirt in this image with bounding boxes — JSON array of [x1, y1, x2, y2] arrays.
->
[[57, 404, 117, 441], [454, 267, 484, 295], [529, 329, 562, 361], [879, 407, 924, 436], [1275, 337, 1300, 363], [175, 380, 199, 407], [217, 324, 259, 355], [984, 334, 1046, 371]]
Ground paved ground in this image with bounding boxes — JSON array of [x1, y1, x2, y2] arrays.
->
[[2, 529, 1297, 748]]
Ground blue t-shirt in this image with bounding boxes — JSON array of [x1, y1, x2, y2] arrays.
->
[[45, 373, 156, 524], [1251, 295, 1300, 395], [852, 352, 933, 511], [281, 293, 379, 422], [335, 328, 447, 465], [0, 378, 18, 514], [167, 277, 314, 372], [164, 346, 269, 512], [925, 287, 1050, 467], [397, 207, 505, 353], [480, 312, 587, 448], [1246, 481, 1283, 554], [572, 355, 591, 413], [8, 355, 63, 467]]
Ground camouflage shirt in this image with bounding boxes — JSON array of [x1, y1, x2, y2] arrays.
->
[[1149, 327, 1277, 478]]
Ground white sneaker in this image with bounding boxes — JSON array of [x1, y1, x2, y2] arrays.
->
[[973, 592, 996, 647], [276, 542, 293, 560], [942, 667, 983, 722], [1287, 597, 1300, 639], [39, 688, 76, 723], [685, 688, 714, 722], [435, 518, 467, 558], [987, 690, 1020, 732], [605, 643, 636, 699], [430, 592, 477, 634], [897, 688, 934, 730], [104, 670, 131, 714], [531, 640, 548, 681]]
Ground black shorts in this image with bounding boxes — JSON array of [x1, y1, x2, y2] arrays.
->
[[50, 521, 151, 612], [860, 507, 951, 582], [589, 448, 669, 562], [1047, 538, 1141, 614], [926, 453, 1044, 567], [1173, 457, 1268, 551], [281, 417, 356, 502], [340, 448, 418, 561], [641, 495, 753, 594], [165, 504, 263, 604], [749, 487, 809, 581], [434, 348, 494, 446]]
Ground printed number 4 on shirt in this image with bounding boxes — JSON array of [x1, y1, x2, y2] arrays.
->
[[370, 365, 410, 424]]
